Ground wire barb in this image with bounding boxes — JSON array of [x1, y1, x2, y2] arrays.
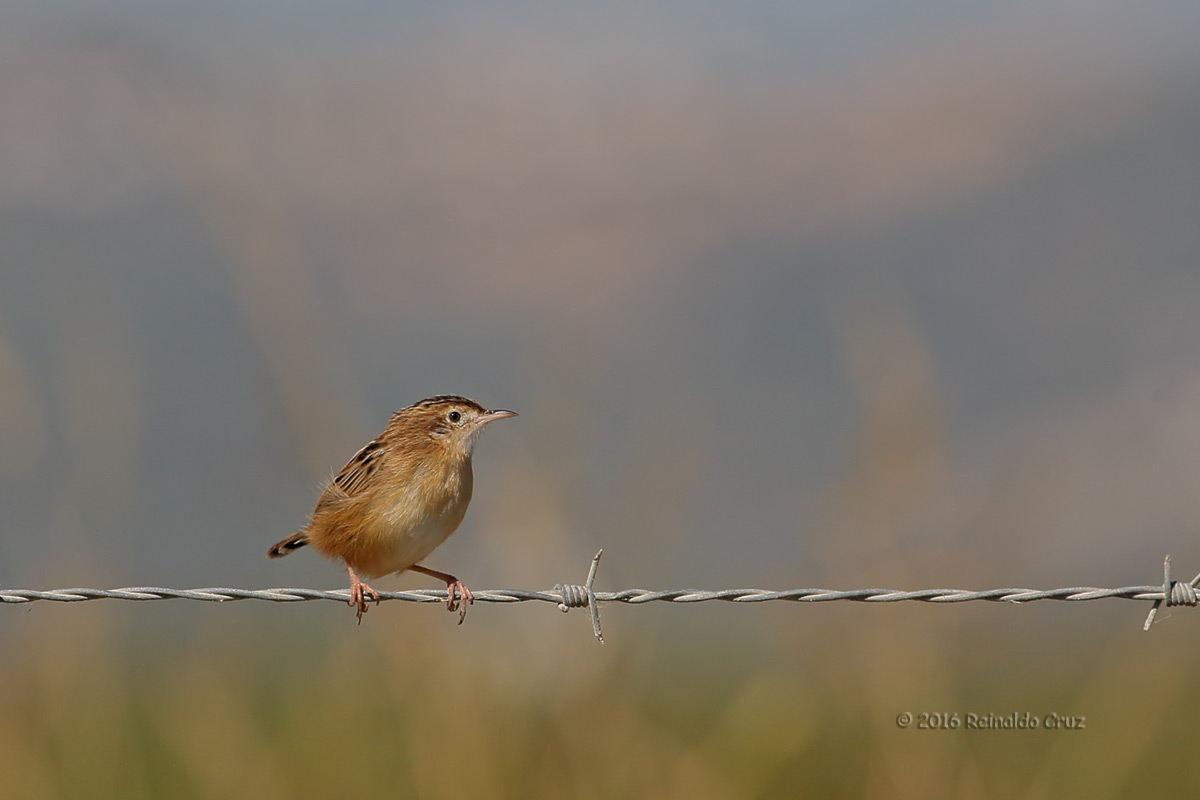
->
[[1, 554, 1194, 640], [555, 549, 604, 643], [1143, 555, 1200, 631]]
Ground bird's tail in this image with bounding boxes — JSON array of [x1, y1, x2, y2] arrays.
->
[[266, 530, 309, 558]]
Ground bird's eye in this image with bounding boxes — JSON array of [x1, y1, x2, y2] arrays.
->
[[448, 410, 462, 423]]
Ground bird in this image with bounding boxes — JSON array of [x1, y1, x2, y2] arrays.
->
[[267, 395, 516, 623]]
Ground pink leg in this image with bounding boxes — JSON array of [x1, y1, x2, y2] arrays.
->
[[347, 565, 380, 624], [409, 564, 474, 624]]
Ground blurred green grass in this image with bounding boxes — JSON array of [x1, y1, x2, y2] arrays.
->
[[3, 599, 1198, 799]]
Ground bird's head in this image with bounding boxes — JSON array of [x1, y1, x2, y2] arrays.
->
[[399, 395, 517, 459]]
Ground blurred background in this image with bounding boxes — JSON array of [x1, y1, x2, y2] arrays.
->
[[2, 0, 1200, 796]]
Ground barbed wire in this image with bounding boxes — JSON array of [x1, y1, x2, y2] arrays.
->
[[2, 552, 1196, 642]]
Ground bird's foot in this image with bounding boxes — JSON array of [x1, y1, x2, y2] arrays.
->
[[445, 579, 474, 624], [409, 565, 474, 624], [347, 566, 380, 624]]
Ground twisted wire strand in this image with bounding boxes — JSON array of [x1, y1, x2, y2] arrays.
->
[[2, 552, 1193, 639], [0, 584, 1168, 605]]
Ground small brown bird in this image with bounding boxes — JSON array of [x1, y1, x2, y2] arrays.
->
[[267, 395, 516, 623]]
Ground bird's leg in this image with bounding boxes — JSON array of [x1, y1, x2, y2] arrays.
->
[[409, 564, 474, 624], [347, 565, 380, 624]]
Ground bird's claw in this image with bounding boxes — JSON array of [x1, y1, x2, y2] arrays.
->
[[348, 574, 380, 624], [446, 580, 474, 624]]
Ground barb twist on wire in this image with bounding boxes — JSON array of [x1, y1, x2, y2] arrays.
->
[[1143, 555, 1200, 631], [555, 549, 604, 642]]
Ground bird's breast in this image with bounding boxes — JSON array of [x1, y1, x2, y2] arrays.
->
[[353, 459, 474, 577]]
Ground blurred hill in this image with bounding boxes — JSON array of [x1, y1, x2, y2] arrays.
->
[[1, 2, 1198, 587]]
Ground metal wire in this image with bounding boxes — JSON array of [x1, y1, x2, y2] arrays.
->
[[2, 551, 1195, 642]]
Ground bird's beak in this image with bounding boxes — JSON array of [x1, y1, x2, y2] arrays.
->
[[480, 409, 518, 425]]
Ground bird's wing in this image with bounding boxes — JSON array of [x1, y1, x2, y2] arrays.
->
[[331, 438, 384, 496]]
